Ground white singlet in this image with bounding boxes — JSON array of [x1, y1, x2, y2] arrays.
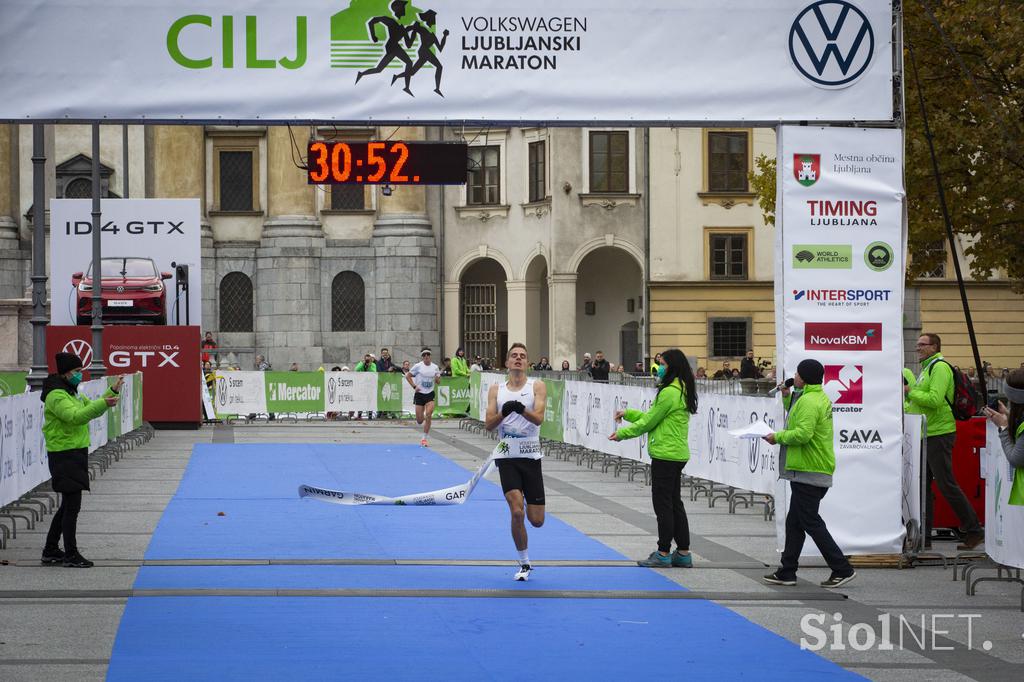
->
[[410, 361, 442, 394], [496, 378, 542, 459]]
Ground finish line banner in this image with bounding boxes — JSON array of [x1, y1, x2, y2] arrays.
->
[[0, 1, 893, 122], [775, 125, 906, 555]]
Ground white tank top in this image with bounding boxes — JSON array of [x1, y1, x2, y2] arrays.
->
[[496, 379, 541, 456]]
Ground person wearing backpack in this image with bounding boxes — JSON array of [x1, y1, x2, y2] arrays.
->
[[905, 333, 983, 549]]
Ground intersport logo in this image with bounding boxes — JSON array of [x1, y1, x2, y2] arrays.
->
[[823, 364, 863, 413], [804, 322, 881, 351], [792, 288, 892, 307]]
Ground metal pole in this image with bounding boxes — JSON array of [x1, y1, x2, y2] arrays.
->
[[26, 124, 49, 390], [89, 123, 106, 377], [122, 124, 129, 198]]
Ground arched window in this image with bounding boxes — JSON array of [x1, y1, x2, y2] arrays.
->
[[332, 271, 365, 332], [219, 272, 253, 332], [64, 178, 93, 198]]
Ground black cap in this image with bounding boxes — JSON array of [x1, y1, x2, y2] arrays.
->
[[796, 359, 825, 385], [56, 352, 83, 375]]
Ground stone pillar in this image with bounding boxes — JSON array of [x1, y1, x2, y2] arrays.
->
[[506, 280, 541, 354], [0, 124, 24, 300], [372, 126, 438, 357], [443, 281, 460, 357], [548, 273, 578, 368], [255, 127, 324, 368]]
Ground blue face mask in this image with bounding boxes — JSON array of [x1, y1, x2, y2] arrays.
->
[[657, 364, 667, 379], [68, 371, 83, 386]]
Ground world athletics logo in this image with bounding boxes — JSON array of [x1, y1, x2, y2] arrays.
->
[[334, 0, 449, 97]]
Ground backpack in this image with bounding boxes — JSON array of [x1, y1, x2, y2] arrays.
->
[[927, 359, 981, 421]]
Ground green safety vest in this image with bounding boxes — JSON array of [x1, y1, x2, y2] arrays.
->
[[1010, 423, 1024, 506]]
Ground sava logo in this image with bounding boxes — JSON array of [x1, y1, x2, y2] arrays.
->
[[823, 365, 863, 413], [838, 428, 883, 449], [804, 322, 882, 351]]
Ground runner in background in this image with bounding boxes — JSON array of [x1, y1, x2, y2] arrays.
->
[[407, 348, 442, 447], [484, 343, 547, 581]]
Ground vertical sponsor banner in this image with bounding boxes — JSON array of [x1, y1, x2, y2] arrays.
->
[[324, 372, 376, 413], [436, 377, 472, 416], [0, 393, 48, 508], [265, 372, 325, 414], [79, 378, 109, 454], [901, 414, 924, 544], [777, 126, 906, 554], [477, 372, 504, 420], [133, 371, 144, 428], [468, 372, 482, 420], [215, 371, 266, 417], [106, 376, 122, 439], [687, 394, 782, 494], [120, 373, 135, 435], [540, 379, 564, 442], [201, 370, 216, 419], [377, 373, 405, 413], [0, 371, 28, 397], [49, 199, 201, 327], [985, 425, 1024, 569]]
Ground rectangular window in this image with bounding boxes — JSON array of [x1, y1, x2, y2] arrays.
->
[[589, 131, 628, 193], [709, 318, 751, 359], [707, 132, 749, 192], [528, 141, 546, 203], [218, 150, 254, 211], [709, 233, 748, 280], [920, 241, 947, 278], [467, 146, 500, 205], [330, 184, 365, 211]]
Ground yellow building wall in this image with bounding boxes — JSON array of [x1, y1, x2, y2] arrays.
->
[[650, 283, 776, 370], [919, 284, 1024, 370]]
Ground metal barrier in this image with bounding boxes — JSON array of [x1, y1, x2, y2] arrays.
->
[[0, 423, 155, 549]]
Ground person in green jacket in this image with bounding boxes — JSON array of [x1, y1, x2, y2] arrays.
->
[[354, 353, 378, 419], [902, 367, 916, 412], [611, 348, 697, 568], [763, 359, 855, 589], [905, 333, 982, 549], [983, 368, 1024, 506], [451, 347, 470, 378], [41, 352, 121, 568]]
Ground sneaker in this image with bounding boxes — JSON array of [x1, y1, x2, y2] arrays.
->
[[637, 551, 672, 568], [420, 437, 428, 447], [62, 552, 94, 568], [671, 551, 693, 568], [41, 548, 65, 565], [514, 564, 532, 581], [821, 571, 857, 588], [762, 571, 796, 586], [957, 531, 984, 551]]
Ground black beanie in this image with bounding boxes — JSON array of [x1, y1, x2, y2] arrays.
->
[[796, 359, 825, 385], [56, 352, 84, 375]]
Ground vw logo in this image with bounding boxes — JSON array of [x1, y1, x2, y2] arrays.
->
[[706, 407, 716, 463], [62, 338, 93, 368], [216, 377, 226, 406], [328, 377, 337, 403], [789, 1, 875, 89], [116, 286, 125, 293], [747, 412, 761, 473]]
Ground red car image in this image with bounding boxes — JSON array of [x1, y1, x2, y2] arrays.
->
[[73, 257, 171, 325]]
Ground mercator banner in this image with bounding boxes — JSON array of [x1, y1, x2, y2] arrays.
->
[[775, 125, 906, 554], [0, 0, 894, 123]]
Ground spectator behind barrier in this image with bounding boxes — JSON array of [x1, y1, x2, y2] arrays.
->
[[983, 368, 1024, 506], [451, 347, 470, 377], [590, 351, 610, 382]]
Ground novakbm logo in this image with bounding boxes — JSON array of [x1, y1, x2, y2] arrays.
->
[[789, 1, 875, 89]]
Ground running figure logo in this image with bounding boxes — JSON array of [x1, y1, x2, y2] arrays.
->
[[333, 0, 449, 97]]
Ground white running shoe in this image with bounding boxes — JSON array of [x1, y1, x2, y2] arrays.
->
[[420, 437, 428, 447], [514, 564, 532, 581]]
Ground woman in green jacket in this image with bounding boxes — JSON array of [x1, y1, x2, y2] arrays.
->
[[611, 348, 698, 568], [41, 352, 121, 568]]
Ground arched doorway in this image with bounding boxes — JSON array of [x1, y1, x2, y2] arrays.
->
[[575, 247, 642, 369], [460, 258, 508, 368]]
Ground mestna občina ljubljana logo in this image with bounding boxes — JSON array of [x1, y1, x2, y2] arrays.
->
[[789, 0, 874, 88], [333, 0, 449, 97]]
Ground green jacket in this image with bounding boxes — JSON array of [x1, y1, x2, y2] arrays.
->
[[1009, 422, 1024, 506], [615, 379, 690, 462], [354, 361, 377, 372], [774, 384, 835, 476], [902, 368, 917, 412], [451, 356, 470, 377], [907, 353, 955, 436], [43, 386, 113, 452]]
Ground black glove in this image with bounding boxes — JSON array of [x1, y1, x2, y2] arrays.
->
[[501, 400, 526, 418]]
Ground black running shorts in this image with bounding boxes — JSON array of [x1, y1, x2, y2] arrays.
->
[[413, 391, 435, 406], [496, 458, 545, 506]]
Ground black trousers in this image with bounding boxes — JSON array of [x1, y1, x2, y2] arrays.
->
[[45, 491, 83, 554], [779, 482, 852, 580], [650, 458, 690, 553], [925, 433, 981, 537]]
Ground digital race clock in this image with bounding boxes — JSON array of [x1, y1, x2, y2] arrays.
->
[[307, 141, 468, 185]]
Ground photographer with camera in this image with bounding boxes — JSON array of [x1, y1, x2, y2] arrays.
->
[[983, 368, 1024, 507], [740, 350, 762, 380]]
